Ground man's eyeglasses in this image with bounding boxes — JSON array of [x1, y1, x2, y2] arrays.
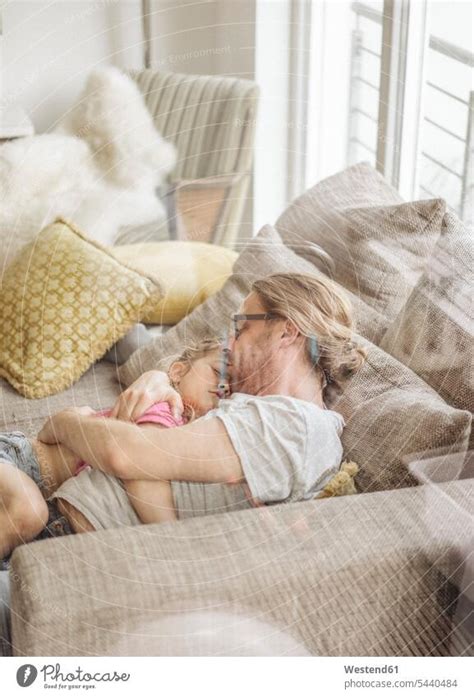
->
[[232, 313, 280, 340]]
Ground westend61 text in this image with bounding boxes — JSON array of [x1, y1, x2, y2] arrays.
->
[[344, 665, 399, 674]]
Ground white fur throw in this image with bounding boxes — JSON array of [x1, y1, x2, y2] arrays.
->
[[0, 66, 176, 270]]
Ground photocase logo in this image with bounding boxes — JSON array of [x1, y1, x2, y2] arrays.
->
[[16, 664, 38, 687], [15, 662, 130, 688]]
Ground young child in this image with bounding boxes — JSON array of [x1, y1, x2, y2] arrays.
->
[[0, 338, 226, 564], [75, 337, 228, 475], [55, 337, 230, 533]]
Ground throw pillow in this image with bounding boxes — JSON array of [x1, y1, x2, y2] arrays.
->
[[0, 218, 162, 398], [380, 211, 473, 445], [276, 162, 446, 331], [276, 162, 402, 269], [55, 66, 176, 191], [112, 241, 238, 325], [335, 334, 471, 493], [0, 67, 177, 270], [117, 224, 385, 385]]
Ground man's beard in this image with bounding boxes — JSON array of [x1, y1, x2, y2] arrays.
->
[[230, 347, 279, 396]]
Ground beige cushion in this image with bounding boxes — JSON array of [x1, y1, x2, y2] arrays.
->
[[276, 163, 446, 329], [118, 225, 385, 385], [335, 334, 471, 493], [380, 211, 473, 445], [276, 161, 402, 269], [0, 218, 162, 399]]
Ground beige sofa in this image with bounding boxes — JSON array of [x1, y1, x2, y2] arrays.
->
[[2, 163, 472, 656]]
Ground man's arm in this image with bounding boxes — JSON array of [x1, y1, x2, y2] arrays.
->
[[38, 410, 244, 484]]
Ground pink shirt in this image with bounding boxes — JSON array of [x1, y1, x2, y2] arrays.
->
[[75, 402, 186, 475]]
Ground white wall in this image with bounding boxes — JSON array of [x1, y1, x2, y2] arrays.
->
[[146, 0, 258, 237], [1, 0, 258, 133], [127, 0, 256, 78], [214, 0, 256, 79], [2, 1, 143, 133], [144, 0, 219, 76], [254, 0, 291, 230], [214, 0, 257, 238]]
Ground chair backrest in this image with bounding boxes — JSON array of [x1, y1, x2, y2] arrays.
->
[[128, 69, 259, 182]]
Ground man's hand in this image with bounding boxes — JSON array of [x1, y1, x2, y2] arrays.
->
[[37, 406, 96, 445], [110, 370, 184, 422]]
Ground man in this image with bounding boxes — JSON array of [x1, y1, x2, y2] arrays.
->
[[38, 273, 361, 525]]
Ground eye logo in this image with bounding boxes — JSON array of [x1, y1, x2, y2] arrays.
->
[[16, 664, 38, 687]]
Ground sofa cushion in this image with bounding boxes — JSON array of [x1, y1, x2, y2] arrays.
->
[[380, 211, 473, 444], [381, 213, 474, 411], [276, 162, 446, 332], [0, 361, 122, 438], [118, 224, 386, 385], [10, 481, 474, 656], [335, 334, 471, 493], [112, 241, 238, 325], [0, 218, 162, 399], [275, 162, 401, 267]]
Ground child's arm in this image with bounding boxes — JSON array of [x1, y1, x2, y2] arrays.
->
[[123, 479, 177, 524], [120, 424, 179, 525]]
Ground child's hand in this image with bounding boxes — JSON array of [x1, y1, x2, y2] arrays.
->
[[110, 370, 184, 422]]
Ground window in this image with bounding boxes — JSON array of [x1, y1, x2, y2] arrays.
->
[[302, 0, 473, 223], [418, 1, 473, 223], [347, 2, 384, 168]]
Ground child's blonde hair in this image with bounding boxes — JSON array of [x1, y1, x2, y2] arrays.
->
[[170, 337, 223, 422], [252, 273, 367, 399], [175, 337, 223, 366]]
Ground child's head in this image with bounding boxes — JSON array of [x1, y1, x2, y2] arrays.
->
[[168, 337, 228, 419]]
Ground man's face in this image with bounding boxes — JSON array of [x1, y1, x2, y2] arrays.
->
[[228, 292, 283, 395]]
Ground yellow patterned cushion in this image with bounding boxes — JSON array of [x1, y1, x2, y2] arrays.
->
[[113, 241, 238, 325], [0, 218, 162, 398]]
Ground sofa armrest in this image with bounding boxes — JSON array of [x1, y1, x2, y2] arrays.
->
[[10, 481, 473, 656]]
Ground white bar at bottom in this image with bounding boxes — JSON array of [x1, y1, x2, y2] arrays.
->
[[0, 656, 473, 697]]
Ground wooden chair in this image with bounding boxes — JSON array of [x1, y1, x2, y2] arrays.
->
[[116, 69, 259, 248]]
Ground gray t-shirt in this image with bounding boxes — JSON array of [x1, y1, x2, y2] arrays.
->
[[203, 393, 345, 505]]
